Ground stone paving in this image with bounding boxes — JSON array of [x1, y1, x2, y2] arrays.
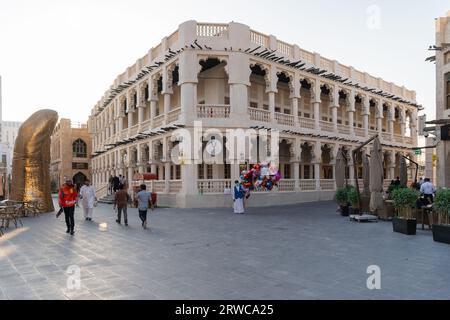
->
[[0, 200, 449, 300]]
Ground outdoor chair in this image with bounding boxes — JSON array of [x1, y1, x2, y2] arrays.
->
[[0, 205, 23, 229], [23, 201, 39, 217]]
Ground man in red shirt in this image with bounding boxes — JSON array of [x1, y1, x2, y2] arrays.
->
[[58, 179, 78, 235]]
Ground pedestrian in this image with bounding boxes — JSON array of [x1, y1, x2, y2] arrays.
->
[[394, 176, 401, 186], [232, 180, 245, 214], [79, 179, 96, 221], [136, 184, 153, 229], [420, 178, 436, 204], [113, 175, 120, 193], [418, 177, 424, 186], [114, 184, 130, 226], [58, 179, 78, 235], [108, 175, 114, 195], [119, 174, 126, 188]]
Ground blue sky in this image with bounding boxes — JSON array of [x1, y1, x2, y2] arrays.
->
[[0, 0, 447, 122]]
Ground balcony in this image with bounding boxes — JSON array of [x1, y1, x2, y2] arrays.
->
[[277, 179, 295, 191], [394, 134, 403, 143], [299, 179, 316, 191], [198, 179, 232, 193], [405, 136, 413, 145], [153, 114, 165, 128], [129, 125, 139, 137], [168, 107, 181, 123], [382, 132, 391, 141], [197, 104, 230, 119], [320, 179, 336, 191], [248, 107, 271, 122], [319, 120, 334, 132], [275, 112, 295, 126], [354, 127, 366, 137], [337, 124, 350, 135], [298, 117, 315, 129]]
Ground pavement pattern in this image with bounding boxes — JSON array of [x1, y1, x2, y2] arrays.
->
[[0, 200, 449, 300]]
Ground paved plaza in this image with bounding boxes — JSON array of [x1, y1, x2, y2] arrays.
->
[[0, 200, 449, 300]]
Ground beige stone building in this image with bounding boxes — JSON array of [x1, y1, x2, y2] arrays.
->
[[50, 119, 92, 190], [435, 11, 450, 187], [89, 20, 420, 208]]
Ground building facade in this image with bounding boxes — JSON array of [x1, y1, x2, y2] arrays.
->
[[435, 11, 450, 187], [89, 21, 420, 208], [50, 119, 92, 191], [1, 120, 22, 175]]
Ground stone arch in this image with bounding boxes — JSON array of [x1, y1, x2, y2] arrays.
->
[[275, 71, 294, 114], [198, 57, 229, 105], [249, 63, 270, 110], [299, 78, 314, 118]]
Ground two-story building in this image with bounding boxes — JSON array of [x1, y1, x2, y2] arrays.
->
[[89, 21, 420, 208]]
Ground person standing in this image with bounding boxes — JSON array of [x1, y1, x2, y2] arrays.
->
[[232, 180, 245, 214], [58, 179, 78, 235], [136, 184, 152, 229], [79, 179, 96, 221], [420, 178, 436, 204], [108, 175, 114, 195], [114, 184, 130, 226], [112, 175, 119, 193]]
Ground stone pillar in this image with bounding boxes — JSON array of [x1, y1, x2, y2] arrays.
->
[[268, 91, 276, 119], [314, 142, 321, 190], [163, 93, 171, 125], [363, 96, 369, 137], [313, 81, 321, 130], [292, 97, 299, 126], [348, 92, 355, 136], [400, 108, 406, 144], [178, 50, 199, 125], [293, 162, 300, 191], [227, 52, 251, 124], [331, 105, 338, 133], [150, 100, 157, 128], [389, 105, 395, 140], [411, 109, 418, 146], [182, 163, 198, 195]]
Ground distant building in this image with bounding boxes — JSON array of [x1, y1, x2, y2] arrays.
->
[[50, 119, 92, 191], [0, 121, 22, 175], [435, 11, 450, 187]]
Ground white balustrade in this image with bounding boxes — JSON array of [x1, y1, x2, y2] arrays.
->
[[337, 124, 350, 135], [320, 179, 336, 190], [277, 41, 292, 56], [277, 179, 295, 192], [354, 127, 366, 137], [299, 179, 316, 191], [250, 30, 269, 47], [197, 104, 230, 118], [197, 23, 228, 37], [298, 117, 315, 129], [248, 107, 271, 122], [381, 132, 391, 141], [169, 180, 182, 193], [319, 120, 334, 132], [394, 134, 403, 143], [153, 114, 165, 128], [405, 137, 413, 145], [275, 112, 294, 126], [168, 107, 181, 123], [198, 180, 232, 193]]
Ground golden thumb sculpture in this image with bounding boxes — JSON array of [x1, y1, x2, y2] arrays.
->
[[11, 109, 59, 213]]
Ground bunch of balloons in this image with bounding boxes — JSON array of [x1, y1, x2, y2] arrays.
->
[[240, 162, 282, 192]]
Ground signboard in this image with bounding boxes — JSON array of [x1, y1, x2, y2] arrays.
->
[[414, 149, 422, 155], [441, 124, 450, 141], [72, 162, 88, 169]]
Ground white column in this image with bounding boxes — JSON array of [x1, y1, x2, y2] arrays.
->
[[268, 91, 275, 120], [292, 97, 299, 126], [400, 108, 406, 144], [331, 105, 338, 133], [313, 80, 321, 130], [150, 100, 157, 128], [363, 97, 369, 137], [163, 93, 171, 125], [180, 83, 197, 124], [348, 92, 355, 136]]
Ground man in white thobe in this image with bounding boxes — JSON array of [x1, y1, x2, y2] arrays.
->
[[79, 179, 96, 221], [232, 180, 245, 214]]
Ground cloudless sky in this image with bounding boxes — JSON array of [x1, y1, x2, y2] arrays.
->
[[0, 0, 447, 123]]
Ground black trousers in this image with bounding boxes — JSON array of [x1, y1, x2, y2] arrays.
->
[[139, 210, 147, 224], [424, 194, 434, 204], [117, 206, 128, 223], [63, 206, 75, 232]]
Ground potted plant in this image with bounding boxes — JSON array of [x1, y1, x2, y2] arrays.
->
[[431, 189, 450, 244], [391, 187, 419, 235], [347, 186, 360, 215], [335, 186, 350, 216], [382, 185, 403, 220]]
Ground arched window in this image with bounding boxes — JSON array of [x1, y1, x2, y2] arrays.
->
[[73, 139, 87, 158]]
